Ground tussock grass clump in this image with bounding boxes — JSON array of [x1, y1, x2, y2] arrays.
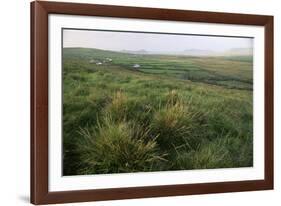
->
[[104, 91, 128, 122], [103, 91, 155, 126], [150, 90, 198, 149], [192, 139, 232, 169], [172, 133, 253, 170], [166, 89, 181, 106], [77, 118, 165, 174]]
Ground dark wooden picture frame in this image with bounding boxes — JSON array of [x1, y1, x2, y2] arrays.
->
[[31, 1, 274, 204]]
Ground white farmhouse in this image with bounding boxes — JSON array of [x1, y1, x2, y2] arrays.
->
[[133, 64, 140, 68]]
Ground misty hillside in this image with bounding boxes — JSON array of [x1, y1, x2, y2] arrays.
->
[[118, 48, 253, 56]]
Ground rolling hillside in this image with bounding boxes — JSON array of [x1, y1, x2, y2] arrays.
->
[[63, 47, 253, 175]]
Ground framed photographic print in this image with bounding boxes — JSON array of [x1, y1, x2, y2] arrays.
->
[[31, 1, 274, 204]]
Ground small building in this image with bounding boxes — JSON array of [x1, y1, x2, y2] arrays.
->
[[133, 64, 140, 68], [106, 58, 112, 62], [96, 62, 103, 65]]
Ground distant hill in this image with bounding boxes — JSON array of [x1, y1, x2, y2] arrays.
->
[[65, 47, 252, 58], [119, 48, 252, 56], [121, 49, 149, 54], [181, 49, 217, 56], [181, 48, 253, 56], [220, 48, 253, 56]]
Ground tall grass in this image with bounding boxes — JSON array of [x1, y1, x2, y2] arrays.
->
[[77, 117, 165, 174], [62, 48, 253, 175], [103, 90, 128, 122], [150, 90, 195, 150]]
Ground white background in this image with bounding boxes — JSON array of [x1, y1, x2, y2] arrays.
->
[[0, 0, 280, 205]]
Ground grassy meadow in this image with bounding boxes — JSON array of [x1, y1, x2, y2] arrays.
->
[[63, 47, 253, 176]]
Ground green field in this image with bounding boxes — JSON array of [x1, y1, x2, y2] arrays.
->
[[63, 47, 253, 176]]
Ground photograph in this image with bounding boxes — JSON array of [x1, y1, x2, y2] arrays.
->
[[29, 1, 274, 204], [62, 29, 254, 176]]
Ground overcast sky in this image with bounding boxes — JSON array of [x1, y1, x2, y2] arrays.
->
[[63, 29, 253, 52]]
